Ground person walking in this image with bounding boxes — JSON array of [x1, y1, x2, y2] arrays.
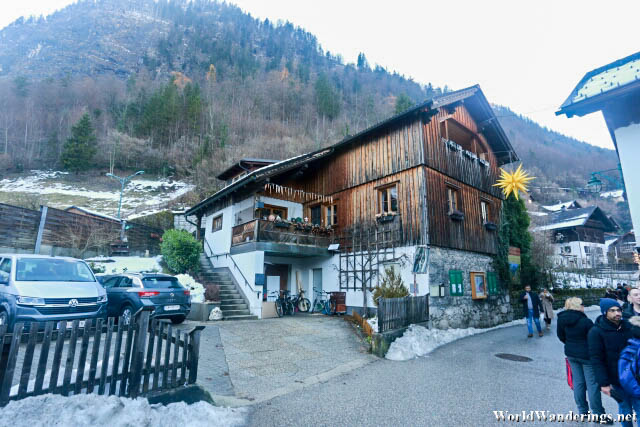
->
[[557, 297, 607, 419], [520, 285, 544, 337], [588, 298, 634, 427], [539, 288, 554, 330]]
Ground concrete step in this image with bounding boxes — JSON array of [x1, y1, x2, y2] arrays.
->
[[220, 303, 248, 310], [219, 297, 245, 304], [224, 315, 258, 321], [219, 290, 240, 296], [221, 309, 252, 316]]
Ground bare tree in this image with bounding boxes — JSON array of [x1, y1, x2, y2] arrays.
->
[[50, 215, 121, 258]]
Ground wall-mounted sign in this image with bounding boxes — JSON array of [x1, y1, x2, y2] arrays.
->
[[470, 272, 487, 299], [412, 246, 429, 274], [508, 246, 521, 274]]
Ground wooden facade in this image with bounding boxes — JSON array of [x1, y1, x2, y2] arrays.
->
[[194, 86, 515, 256]]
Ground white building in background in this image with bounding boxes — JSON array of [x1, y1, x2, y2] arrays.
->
[[557, 51, 640, 253]]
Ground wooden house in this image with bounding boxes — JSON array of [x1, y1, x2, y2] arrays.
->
[[608, 231, 639, 269], [532, 205, 618, 268], [186, 85, 518, 328]]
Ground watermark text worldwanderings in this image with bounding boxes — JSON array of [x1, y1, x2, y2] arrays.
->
[[493, 410, 636, 423]]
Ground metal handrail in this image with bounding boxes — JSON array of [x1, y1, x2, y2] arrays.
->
[[203, 238, 261, 299]]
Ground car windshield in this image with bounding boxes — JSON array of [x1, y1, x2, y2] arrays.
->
[[16, 258, 96, 282], [141, 277, 182, 289]]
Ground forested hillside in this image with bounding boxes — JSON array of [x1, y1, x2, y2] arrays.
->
[[0, 0, 628, 228]]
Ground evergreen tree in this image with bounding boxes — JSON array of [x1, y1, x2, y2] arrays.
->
[[314, 73, 340, 120], [61, 114, 97, 174], [394, 93, 414, 114]]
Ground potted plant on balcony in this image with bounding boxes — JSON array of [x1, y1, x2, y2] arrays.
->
[[449, 210, 464, 221], [274, 217, 291, 229], [376, 212, 397, 223], [484, 221, 497, 231]]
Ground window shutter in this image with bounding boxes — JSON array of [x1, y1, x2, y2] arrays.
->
[[448, 270, 464, 296], [487, 272, 498, 295]]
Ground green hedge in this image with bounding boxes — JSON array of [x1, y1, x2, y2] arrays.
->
[[160, 229, 201, 274]]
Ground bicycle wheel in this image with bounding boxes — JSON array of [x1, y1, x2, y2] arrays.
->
[[298, 298, 311, 313], [275, 300, 284, 317], [287, 301, 295, 316], [312, 300, 324, 313], [323, 300, 332, 315], [329, 300, 337, 315]]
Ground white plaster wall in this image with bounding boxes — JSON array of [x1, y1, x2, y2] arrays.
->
[[551, 241, 607, 268], [614, 123, 640, 248], [203, 206, 233, 255], [228, 251, 264, 318]]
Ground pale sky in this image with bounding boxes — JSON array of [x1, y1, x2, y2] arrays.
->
[[2, 0, 639, 151]]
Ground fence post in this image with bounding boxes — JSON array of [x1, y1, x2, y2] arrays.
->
[[187, 326, 205, 384], [128, 308, 151, 398]]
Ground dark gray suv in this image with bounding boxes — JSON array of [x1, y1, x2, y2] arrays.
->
[[98, 273, 190, 325]]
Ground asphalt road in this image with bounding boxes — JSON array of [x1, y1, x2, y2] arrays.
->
[[247, 310, 620, 427]]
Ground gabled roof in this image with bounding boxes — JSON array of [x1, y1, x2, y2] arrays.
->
[[216, 158, 278, 181], [186, 85, 518, 216], [540, 200, 582, 213], [532, 206, 617, 232], [557, 51, 640, 118]]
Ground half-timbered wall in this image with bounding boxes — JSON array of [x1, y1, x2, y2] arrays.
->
[[425, 168, 501, 254]]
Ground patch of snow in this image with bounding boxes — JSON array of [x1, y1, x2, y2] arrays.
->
[[541, 200, 580, 212], [529, 211, 548, 217], [386, 306, 602, 361], [89, 256, 163, 274], [27, 42, 42, 58], [2, 394, 246, 427], [601, 189, 624, 199], [209, 307, 223, 320], [175, 274, 205, 303], [367, 316, 378, 333], [552, 272, 639, 289]]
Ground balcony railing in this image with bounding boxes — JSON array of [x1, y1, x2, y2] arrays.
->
[[231, 219, 334, 248]]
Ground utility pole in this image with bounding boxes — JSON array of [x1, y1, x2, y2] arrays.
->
[[106, 170, 144, 219]]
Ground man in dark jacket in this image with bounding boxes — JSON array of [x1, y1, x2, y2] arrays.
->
[[623, 287, 640, 319], [588, 298, 635, 426], [520, 285, 544, 337]]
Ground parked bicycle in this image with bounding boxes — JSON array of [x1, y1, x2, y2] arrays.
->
[[269, 290, 286, 317], [280, 290, 295, 316], [312, 288, 334, 315], [290, 289, 311, 313]]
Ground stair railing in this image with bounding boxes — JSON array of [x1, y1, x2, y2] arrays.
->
[[203, 238, 261, 300]]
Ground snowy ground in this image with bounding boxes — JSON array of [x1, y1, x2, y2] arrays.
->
[[0, 170, 194, 218], [385, 305, 600, 361], [2, 394, 246, 427], [553, 271, 639, 289]]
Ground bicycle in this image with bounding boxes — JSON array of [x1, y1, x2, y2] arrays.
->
[[312, 288, 334, 315], [290, 289, 311, 313], [280, 290, 295, 316], [269, 290, 285, 317]]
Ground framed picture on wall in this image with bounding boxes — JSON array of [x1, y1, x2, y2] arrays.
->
[[470, 272, 487, 299]]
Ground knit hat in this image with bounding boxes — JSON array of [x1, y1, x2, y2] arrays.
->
[[600, 298, 621, 315]]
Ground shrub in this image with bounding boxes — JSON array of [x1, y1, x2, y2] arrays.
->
[[372, 267, 409, 306], [204, 285, 219, 302], [160, 229, 201, 274]]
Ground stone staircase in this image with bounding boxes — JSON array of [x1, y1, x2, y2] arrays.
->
[[199, 253, 257, 321]]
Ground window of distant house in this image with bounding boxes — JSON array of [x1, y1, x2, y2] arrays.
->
[[447, 186, 459, 213], [325, 204, 338, 226], [480, 200, 490, 224], [212, 215, 223, 232], [378, 185, 398, 214], [563, 246, 571, 254], [584, 246, 591, 255]]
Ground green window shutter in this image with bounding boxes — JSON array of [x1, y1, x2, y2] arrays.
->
[[487, 272, 498, 295], [448, 270, 464, 296]]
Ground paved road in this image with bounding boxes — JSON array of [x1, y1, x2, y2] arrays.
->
[[247, 310, 620, 426]]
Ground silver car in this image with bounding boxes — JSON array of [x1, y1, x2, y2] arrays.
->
[[0, 254, 108, 330]]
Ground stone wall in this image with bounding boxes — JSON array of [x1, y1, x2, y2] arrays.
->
[[428, 246, 513, 329]]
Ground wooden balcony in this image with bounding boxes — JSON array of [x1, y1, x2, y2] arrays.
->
[[230, 219, 334, 257]]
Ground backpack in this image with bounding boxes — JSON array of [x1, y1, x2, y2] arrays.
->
[[619, 340, 640, 398]]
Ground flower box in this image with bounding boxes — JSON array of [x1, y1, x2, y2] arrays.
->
[[484, 221, 497, 231], [274, 221, 290, 229], [376, 214, 396, 223], [463, 150, 477, 160], [449, 210, 464, 221], [478, 158, 490, 167]]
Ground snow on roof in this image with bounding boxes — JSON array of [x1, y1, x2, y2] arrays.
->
[[533, 214, 590, 231], [570, 55, 640, 105], [529, 211, 548, 217], [67, 206, 121, 222], [541, 200, 581, 212], [601, 190, 624, 198]]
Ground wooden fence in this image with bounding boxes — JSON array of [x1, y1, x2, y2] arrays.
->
[[377, 295, 429, 333], [0, 308, 204, 405]]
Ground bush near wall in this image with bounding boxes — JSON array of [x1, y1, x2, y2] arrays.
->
[[160, 229, 201, 274]]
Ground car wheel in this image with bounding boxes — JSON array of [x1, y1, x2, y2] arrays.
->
[[170, 315, 186, 324], [120, 305, 133, 326], [0, 310, 8, 328]]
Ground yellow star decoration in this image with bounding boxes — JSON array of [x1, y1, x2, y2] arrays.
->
[[493, 164, 535, 200]]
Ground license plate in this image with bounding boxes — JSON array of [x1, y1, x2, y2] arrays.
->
[[57, 320, 85, 329], [165, 305, 180, 311]]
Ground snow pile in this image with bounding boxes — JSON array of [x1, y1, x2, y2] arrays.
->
[[385, 305, 602, 361], [2, 394, 245, 427], [553, 272, 638, 289], [175, 274, 205, 303], [209, 307, 223, 320], [89, 256, 163, 274], [367, 316, 378, 333]]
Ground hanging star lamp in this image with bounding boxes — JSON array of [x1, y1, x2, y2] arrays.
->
[[493, 164, 535, 200]]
